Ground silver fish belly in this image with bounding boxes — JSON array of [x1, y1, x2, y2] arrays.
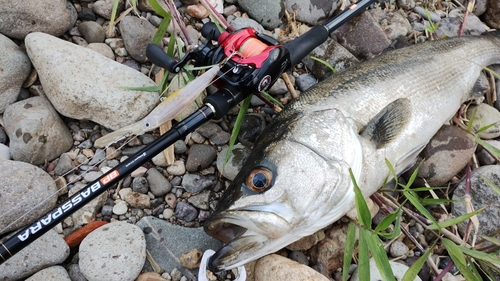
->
[[204, 34, 500, 271]]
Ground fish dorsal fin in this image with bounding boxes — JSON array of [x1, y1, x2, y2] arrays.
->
[[361, 98, 411, 148]]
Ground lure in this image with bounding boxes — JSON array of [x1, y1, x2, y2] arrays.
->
[[94, 64, 220, 148]]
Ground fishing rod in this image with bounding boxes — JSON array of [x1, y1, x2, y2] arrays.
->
[[0, 0, 375, 266]]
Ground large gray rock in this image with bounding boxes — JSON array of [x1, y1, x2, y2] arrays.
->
[[237, 0, 284, 29], [0, 0, 73, 39], [0, 229, 70, 280], [0, 160, 58, 235], [0, 33, 31, 113], [25, 32, 158, 130], [79, 222, 146, 281], [4, 96, 73, 165]]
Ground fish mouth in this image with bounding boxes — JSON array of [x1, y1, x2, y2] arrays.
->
[[204, 208, 292, 272]]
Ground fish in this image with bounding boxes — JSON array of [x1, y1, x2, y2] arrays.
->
[[94, 64, 220, 148], [204, 33, 500, 271]]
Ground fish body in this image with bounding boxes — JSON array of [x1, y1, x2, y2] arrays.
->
[[204, 34, 500, 271], [94, 64, 220, 148]]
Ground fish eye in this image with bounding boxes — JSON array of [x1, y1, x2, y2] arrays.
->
[[246, 167, 274, 192], [145, 122, 150, 128]]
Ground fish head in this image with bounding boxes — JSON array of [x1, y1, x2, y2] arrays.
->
[[205, 108, 364, 271]]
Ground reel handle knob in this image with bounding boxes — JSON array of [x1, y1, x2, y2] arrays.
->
[[146, 44, 181, 73]]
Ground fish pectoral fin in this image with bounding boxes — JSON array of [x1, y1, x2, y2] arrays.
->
[[360, 98, 411, 149]]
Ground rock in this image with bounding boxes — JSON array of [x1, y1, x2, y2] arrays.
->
[[67, 264, 88, 281], [227, 17, 266, 34], [0, 160, 58, 235], [187, 190, 211, 210], [83, 171, 103, 182], [197, 122, 230, 146], [185, 144, 217, 172], [238, 114, 266, 146], [187, 4, 210, 19], [174, 140, 188, 154], [133, 176, 150, 193], [413, 6, 440, 23], [79, 222, 146, 281], [389, 241, 409, 258], [484, 0, 500, 29], [237, 0, 284, 29], [167, 160, 187, 176], [136, 216, 223, 278], [93, 0, 125, 20], [54, 153, 76, 176], [286, 230, 325, 251], [0, 127, 7, 144], [216, 143, 251, 181], [147, 168, 172, 197], [0, 143, 10, 160], [309, 224, 348, 273], [25, 32, 158, 130], [397, 0, 415, 10], [254, 254, 330, 281], [452, 165, 500, 242], [0, 229, 69, 280], [78, 7, 96, 22], [296, 74, 317, 92], [175, 201, 198, 222], [120, 16, 157, 62], [181, 173, 213, 193], [78, 21, 106, 43], [0, 33, 31, 113], [285, 0, 339, 25], [113, 200, 129, 215], [4, 96, 73, 165], [25, 266, 71, 281], [333, 11, 391, 59], [136, 272, 169, 281], [302, 37, 359, 81], [371, 8, 412, 40], [125, 192, 151, 209], [289, 251, 309, 265], [69, 182, 107, 228], [351, 258, 422, 281], [407, 125, 476, 187], [436, 15, 486, 38], [179, 248, 203, 269], [467, 103, 500, 139], [0, 0, 73, 39]]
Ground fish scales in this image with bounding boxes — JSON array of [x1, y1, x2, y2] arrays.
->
[[204, 34, 500, 271]]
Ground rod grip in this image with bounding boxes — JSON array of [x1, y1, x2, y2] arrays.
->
[[284, 25, 329, 67]]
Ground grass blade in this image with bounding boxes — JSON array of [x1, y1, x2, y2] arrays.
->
[[223, 96, 252, 166], [307, 56, 336, 73], [357, 228, 370, 281], [443, 238, 481, 281], [148, 0, 171, 18], [402, 242, 435, 281], [152, 17, 171, 45], [426, 207, 485, 230], [364, 229, 395, 281], [459, 246, 500, 264], [350, 168, 371, 228], [342, 223, 357, 281], [404, 190, 440, 230]]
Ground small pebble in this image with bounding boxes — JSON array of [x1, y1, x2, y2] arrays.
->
[[163, 208, 174, 219], [113, 201, 128, 215]]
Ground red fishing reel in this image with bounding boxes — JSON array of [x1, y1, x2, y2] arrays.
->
[[147, 22, 291, 95]]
